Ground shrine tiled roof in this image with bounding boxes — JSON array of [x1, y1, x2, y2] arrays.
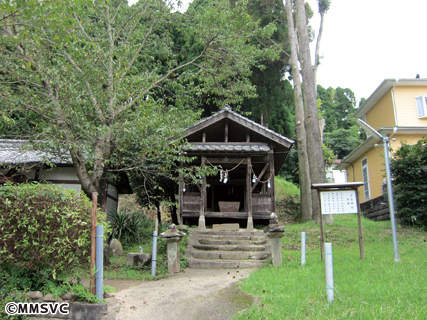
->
[[184, 143, 270, 153]]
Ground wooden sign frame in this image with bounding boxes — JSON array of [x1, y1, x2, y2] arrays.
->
[[311, 182, 365, 260]]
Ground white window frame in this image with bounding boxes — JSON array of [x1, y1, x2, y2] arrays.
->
[[415, 95, 427, 118], [362, 157, 370, 200]]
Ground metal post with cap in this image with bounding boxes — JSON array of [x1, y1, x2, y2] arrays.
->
[[357, 119, 400, 262]]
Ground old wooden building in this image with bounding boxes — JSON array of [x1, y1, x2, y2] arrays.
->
[[178, 106, 293, 229]]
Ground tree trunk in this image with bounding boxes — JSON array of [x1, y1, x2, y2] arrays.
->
[[285, 0, 312, 222], [295, 0, 327, 222], [68, 136, 112, 213], [170, 186, 178, 224], [313, 11, 325, 92], [155, 202, 162, 226]]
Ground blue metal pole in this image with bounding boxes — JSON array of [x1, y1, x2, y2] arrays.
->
[[382, 135, 400, 262], [301, 232, 306, 266], [324, 243, 334, 303], [95, 225, 104, 302], [151, 220, 158, 277]]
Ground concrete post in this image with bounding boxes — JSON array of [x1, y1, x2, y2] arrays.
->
[[265, 213, 285, 267], [198, 213, 206, 232], [247, 214, 254, 232], [160, 224, 186, 273]]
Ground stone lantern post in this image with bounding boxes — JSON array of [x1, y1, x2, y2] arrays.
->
[[265, 212, 284, 267], [160, 224, 186, 273]]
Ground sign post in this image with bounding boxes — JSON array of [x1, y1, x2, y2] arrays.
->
[[311, 182, 365, 260]]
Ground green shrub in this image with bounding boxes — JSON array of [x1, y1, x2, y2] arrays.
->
[[0, 182, 105, 283], [0, 263, 29, 320], [391, 138, 427, 228], [107, 209, 145, 246], [275, 176, 300, 221]]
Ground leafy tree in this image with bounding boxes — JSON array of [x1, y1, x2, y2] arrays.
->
[[317, 85, 361, 160], [317, 85, 357, 132], [0, 0, 278, 211], [241, 73, 295, 137], [323, 126, 363, 159], [391, 138, 427, 228], [129, 169, 179, 225]]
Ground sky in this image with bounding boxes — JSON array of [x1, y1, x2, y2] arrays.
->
[[305, 0, 427, 104], [130, 0, 427, 105]]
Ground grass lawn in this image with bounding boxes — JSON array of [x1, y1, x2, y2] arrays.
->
[[236, 215, 427, 319]]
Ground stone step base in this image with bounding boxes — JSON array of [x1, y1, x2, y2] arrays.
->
[[188, 258, 266, 269], [192, 243, 268, 252], [196, 230, 265, 237], [198, 238, 268, 246], [186, 227, 272, 269], [192, 250, 270, 261], [198, 234, 266, 241]]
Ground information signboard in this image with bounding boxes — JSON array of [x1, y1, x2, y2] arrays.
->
[[312, 182, 365, 260], [320, 190, 357, 214]]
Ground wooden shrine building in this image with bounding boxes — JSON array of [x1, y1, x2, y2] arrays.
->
[[178, 106, 294, 228]]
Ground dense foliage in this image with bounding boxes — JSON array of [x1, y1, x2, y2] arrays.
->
[[317, 85, 363, 160], [391, 138, 427, 228], [107, 209, 144, 245], [239, 0, 295, 138], [0, 0, 278, 208], [0, 183, 106, 282]]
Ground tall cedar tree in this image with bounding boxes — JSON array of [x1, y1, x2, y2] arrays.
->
[[240, 0, 295, 138]]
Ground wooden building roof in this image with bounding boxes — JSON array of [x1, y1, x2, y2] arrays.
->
[[182, 106, 294, 174]]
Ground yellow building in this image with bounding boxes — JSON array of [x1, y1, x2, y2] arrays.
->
[[335, 78, 427, 204]]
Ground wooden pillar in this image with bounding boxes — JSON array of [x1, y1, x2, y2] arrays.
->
[[246, 156, 254, 231], [198, 157, 206, 231], [246, 129, 250, 143], [202, 132, 206, 143], [355, 187, 365, 260], [225, 119, 229, 142], [90, 192, 98, 295], [178, 163, 184, 225], [269, 149, 276, 213]]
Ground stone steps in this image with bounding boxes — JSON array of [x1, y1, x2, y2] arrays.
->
[[191, 250, 269, 260], [198, 234, 265, 241], [186, 227, 271, 269], [188, 258, 266, 269], [192, 243, 268, 252], [198, 238, 268, 246]]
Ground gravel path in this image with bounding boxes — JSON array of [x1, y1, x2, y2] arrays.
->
[[104, 268, 257, 320]]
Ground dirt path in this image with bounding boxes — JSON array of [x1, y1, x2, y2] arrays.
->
[[103, 268, 257, 320]]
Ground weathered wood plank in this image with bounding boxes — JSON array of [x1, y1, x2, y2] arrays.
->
[[246, 156, 252, 216], [181, 211, 270, 220], [225, 119, 229, 143], [183, 112, 227, 138], [179, 164, 184, 225], [269, 149, 276, 213], [182, 204, 201, 212], [203, 157, 268, 164], [251, 162, 270, 192], [202, 157, 207, 213]]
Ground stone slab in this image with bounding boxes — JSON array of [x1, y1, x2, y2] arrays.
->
[[212, 223, 240, 231], [188, 258, 266, 269], [126, 253, 151, 267]]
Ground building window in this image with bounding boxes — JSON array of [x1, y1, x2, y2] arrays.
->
[[415, 95, 427, 118], [362, 158, 370, 200]]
